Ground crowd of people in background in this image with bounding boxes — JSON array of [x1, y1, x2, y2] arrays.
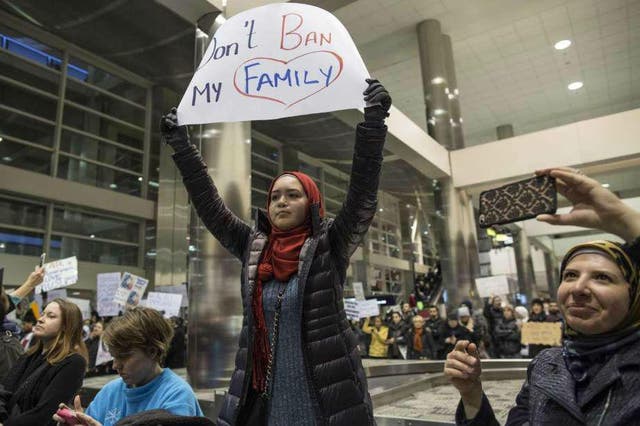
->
[[350, 294, 564, 361]]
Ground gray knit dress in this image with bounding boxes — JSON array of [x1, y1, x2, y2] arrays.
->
[[262, 276, 316, 426]]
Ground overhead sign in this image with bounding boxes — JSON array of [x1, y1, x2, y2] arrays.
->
[[146, 292, 183, 318], [97, 273, 121, 317], [36, 256, 78, 294], [114, 272, 148, 308], [178, 2, 369, 124]]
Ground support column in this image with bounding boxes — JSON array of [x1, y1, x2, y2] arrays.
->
[[186, 12, 252, 389], [417, 20, 451, 149], [512, 228, 537, 300], [442, 34, 464, 150]]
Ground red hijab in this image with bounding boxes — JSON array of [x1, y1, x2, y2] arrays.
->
[[252, 171, 324, 393]]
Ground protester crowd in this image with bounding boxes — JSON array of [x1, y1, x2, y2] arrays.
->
[[349, 294, 564, 361]]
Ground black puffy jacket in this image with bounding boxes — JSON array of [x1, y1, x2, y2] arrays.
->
[[172, 123, 386, 426]]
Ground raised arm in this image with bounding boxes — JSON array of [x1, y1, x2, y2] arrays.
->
[[329, 79, 391, 265], [161, 108, 251, 260], [536, 168, 640, 243]]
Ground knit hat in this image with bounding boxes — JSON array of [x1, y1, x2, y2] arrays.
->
[[457, 306, 470, 318]]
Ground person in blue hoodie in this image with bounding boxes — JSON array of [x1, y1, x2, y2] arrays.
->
[[53, 307, 203, 426]]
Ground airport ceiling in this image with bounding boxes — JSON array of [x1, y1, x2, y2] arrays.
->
[[2, 0, 639, 206]]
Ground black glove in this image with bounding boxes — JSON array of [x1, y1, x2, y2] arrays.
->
[[363, 78, 392, 124], [160, 107, 190, 151]]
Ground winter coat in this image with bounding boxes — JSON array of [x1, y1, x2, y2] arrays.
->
[[456, 339, 640, 425], [438, 324, 472, 359], [493, 318, 521, 358], [172, 123, 386, 426], [405, 328, 436, 360], [361, 323, 389, 358], [387, 321, 407, 359]]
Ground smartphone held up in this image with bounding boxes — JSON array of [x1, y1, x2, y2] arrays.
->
[[478, 175, 557, 229]]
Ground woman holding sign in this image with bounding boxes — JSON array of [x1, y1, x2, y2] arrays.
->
[[161, 79, 390, 425], [444, 168, 640, 425]]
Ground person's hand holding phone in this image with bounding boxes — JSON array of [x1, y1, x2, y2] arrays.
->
[[53, 396, 102, 426], [536, 168, 640, 242]]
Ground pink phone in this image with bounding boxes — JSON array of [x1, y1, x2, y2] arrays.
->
[[56, 407, 81, 425]]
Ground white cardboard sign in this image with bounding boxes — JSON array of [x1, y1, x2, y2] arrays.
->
[[97, 273, 121, 317], [146, 292, 183, 318], [154, 284, 189, 307], [353, 282, 365, 301], [178, 2, 369, 124], [114, 272, 148, 308], [344, 298, 380, 320], [36, 256, 78, 294], [475, 275, 511, 299], [67, 297, 91, 320]]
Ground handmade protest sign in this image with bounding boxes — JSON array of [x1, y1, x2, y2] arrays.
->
[[475, 275, 510, 299], [154, 284, 189, 307], [36, 256, 78, 293], [146, 292, 183, 318], [114, 272, 148, 308], [67, 297, 91, 320], [344, 298, 380, 320], [521, 322, 563, 346], [97, 273, 121, 317], [178, 2, 369, 124]]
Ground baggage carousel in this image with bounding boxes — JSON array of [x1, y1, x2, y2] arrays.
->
[[82, 358, 530, 425]]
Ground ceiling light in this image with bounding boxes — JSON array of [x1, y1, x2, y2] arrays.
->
[[602, 183, 610, 188], [2, 156, 12, 162], [109, 183, 118, 189], [148, 180, 159, 188], [0, 137, 3, 142], [90, 234, 95, 239], [431, 76, 445, 84], [554, 39, 572, 50], [568, 81, 583, 90], [433, 108, 447, 116], [138, 176, 143, 182], [0, 243, 5, 249]]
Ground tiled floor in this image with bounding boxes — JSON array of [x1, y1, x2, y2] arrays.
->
[[374, 379, 524, 425]]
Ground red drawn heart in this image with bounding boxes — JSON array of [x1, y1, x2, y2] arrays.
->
[[233, 50, 344, 109]]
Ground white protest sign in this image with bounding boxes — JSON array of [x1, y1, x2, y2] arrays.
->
[[36, 256, 78, 293], [475, 275, 511, 299], [344, 298, 380, 320], [178, 2, 369, 124], [97, 273, 121, 317], [146, 292, 183, 318], [353, 282, 365, 301], [155, 284, 189, 307], [114, 272, 148, 308], [95, 337, 113, 366], [67, 297, 91, 320]]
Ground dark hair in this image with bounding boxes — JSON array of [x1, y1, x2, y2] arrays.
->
[[103, 307, 174, 363], [531, 298, 544, 307]]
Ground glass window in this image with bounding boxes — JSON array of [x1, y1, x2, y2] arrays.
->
[[57, 155, 142, 196], [0, 29, 63, 72], [0, 227, 44, 256], [62, 104, 143, 149], [68, 57, 146, 105], [252, 174, 272, 193], [252, 157, 279, 177], [60, 129, 143, 173], [252, 140, 279, 162], [299, 162, 321, 180], [324, 172, 347, 188], [52, 208, 139, 243], [0, 107, 55, 147], [50, 234, 138, 266], [324, 184, 345, 203], [251, 190, 267, 209], [0, 139, 51, 175], [65, 78, 145, 127], [0, 80, 58, 121], [0, 196, 46, 229], [0, 51, 59, 95]]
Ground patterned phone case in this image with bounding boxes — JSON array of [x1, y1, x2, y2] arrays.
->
[[478, 175, 557, 228]]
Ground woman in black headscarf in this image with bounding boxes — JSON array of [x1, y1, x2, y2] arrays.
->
[[444, 167, 640, 425]]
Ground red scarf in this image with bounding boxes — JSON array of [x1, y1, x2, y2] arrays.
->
[[251, 171, 324, 393]]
